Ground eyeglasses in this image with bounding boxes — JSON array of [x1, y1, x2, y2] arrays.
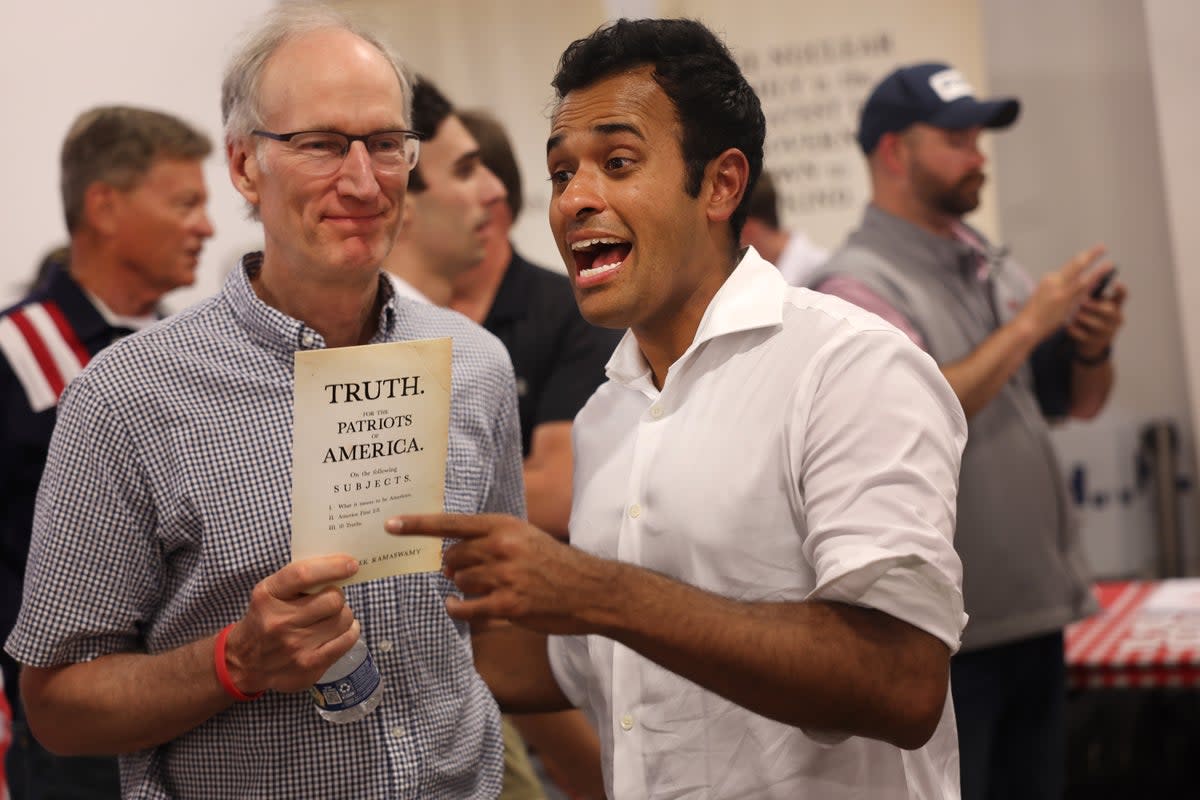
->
[[251, 129, 421, 176]]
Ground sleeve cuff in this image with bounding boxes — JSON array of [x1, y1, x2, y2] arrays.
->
[[808, 556, 967, 654]]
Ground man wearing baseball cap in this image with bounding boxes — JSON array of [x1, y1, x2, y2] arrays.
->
[[812, 62, 1127, 799]]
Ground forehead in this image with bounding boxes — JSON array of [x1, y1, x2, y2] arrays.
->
[[548, 67, 679, 151], [258, 28, 407, 129], [422, 115, 479, 168], [131, 157, 206, 193]]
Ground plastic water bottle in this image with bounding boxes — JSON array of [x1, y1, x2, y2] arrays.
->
[[309, 636, 383, 723]]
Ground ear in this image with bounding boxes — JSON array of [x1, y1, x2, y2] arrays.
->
[[704, 147, 750, 226], [874, 131, 909, 178], [227, 137, 261, 208], [82, 182, 121, 237]]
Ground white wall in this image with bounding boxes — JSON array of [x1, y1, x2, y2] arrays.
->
[[0, 0, 274, 313], [1144, 0, 1200, 568], [980, 0, 1198, 574]]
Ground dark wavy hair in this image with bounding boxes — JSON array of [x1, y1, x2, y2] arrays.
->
[[552, 18, 764, 239], [408, 76, 454, 193]]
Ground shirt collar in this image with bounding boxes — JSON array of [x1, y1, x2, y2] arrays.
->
[[856, 204, 984, 281], [81, 287, 158, 331], [225, 252, 398, 353], [605, 247, 787, 388], [40, 262, 116, 344], [484, 249, 533, 325]]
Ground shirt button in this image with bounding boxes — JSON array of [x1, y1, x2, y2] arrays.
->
[[650, 405, 664, 419], [620, 713, 635, 731], [301, 332, 316, 348], [628, 503, 641, 519], [391, 726, 405, 740], [377, 640, 393, 653]]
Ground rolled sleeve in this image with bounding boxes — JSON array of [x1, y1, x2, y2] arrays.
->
[[792, 326, 968, 650]]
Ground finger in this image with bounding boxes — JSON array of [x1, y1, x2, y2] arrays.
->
[[286, 618, 360, 686], [1067, 316, 1108, 340], [310, 617, 359, 667], [441, 540, 494, 575], [1107, 283, 1128, 307], [449, 562, 504, 597], [385, 512, 514, 540], [1083, 262, 1117, 295], [1071, 305, 1108, 329], [287, 585, 352, 628], [266, 555, 359, 600], [1062, 244, 1106, 282], [444, 593, 507, 623]]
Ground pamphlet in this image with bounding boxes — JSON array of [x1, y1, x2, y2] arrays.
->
[[291, 337, 451, 585]]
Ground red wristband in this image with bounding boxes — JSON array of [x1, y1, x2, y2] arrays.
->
[[214, 623, 264, 702]]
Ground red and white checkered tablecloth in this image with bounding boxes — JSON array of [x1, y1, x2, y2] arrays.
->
[[1064, 579, 1200, 689]]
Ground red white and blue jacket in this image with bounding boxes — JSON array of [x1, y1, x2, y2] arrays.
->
[[0, 263, 136, 716]]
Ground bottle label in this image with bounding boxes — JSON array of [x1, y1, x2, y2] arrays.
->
[[308, 652, 382, 712]]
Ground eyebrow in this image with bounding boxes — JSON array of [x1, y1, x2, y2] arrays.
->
[[546, 121, 646, 155], [453, 149, 483, 170]]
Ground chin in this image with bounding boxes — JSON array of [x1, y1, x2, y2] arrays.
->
[[334, 241, 388, 271], [575, 294, 629, 330]]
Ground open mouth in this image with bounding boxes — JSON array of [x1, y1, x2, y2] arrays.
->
[[571, 237, 631, 281]]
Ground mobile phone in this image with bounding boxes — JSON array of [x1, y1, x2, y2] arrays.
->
[[1090, 267, 1118, 299]]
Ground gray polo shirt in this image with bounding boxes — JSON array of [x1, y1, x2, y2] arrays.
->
[[816, 206, 1095, 651]]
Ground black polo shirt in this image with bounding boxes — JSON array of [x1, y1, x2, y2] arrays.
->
[[481, 250, 621, 455]]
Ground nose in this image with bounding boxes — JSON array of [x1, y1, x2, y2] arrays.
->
[[965, 133, 986, 169], [480, 166, 505, 208], [336, 140, 381, 200], [195, 208, 215, 239], [969, 144, 986, 169], [555, 167, 604, 220]]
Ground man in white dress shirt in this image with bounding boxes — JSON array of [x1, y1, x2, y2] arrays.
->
[[390, 18, 968, 799]]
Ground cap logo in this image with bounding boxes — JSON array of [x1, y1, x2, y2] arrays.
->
[[928, 69, 974, 102]]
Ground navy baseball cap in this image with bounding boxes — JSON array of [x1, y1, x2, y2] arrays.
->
[[857, 62, 1020, 154]]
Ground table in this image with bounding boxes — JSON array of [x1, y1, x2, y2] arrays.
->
[[1064, 579, 1200, 689]]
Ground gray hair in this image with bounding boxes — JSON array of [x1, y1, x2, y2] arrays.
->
[[61, 106, 211, 234], [221, 2, 413, 143]]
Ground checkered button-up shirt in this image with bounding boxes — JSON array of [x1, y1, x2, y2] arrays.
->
[[6, 254, 523, 799]]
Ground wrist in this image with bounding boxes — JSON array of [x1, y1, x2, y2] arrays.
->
[[1010, 312, 1046, 353], [214, 623, 265, 702], [1073, 345, 1112, 366], [576, 557, 636, 636]]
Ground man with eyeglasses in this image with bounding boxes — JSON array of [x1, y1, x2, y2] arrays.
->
[[5, 5, 520, 799]]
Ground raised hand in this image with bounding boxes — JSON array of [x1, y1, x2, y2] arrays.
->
[[1018, 244, 1108, 341], [1068, 278, 1127, 360]]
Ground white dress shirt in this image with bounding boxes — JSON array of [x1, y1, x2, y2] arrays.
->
[[549, 247, 968, 799]]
